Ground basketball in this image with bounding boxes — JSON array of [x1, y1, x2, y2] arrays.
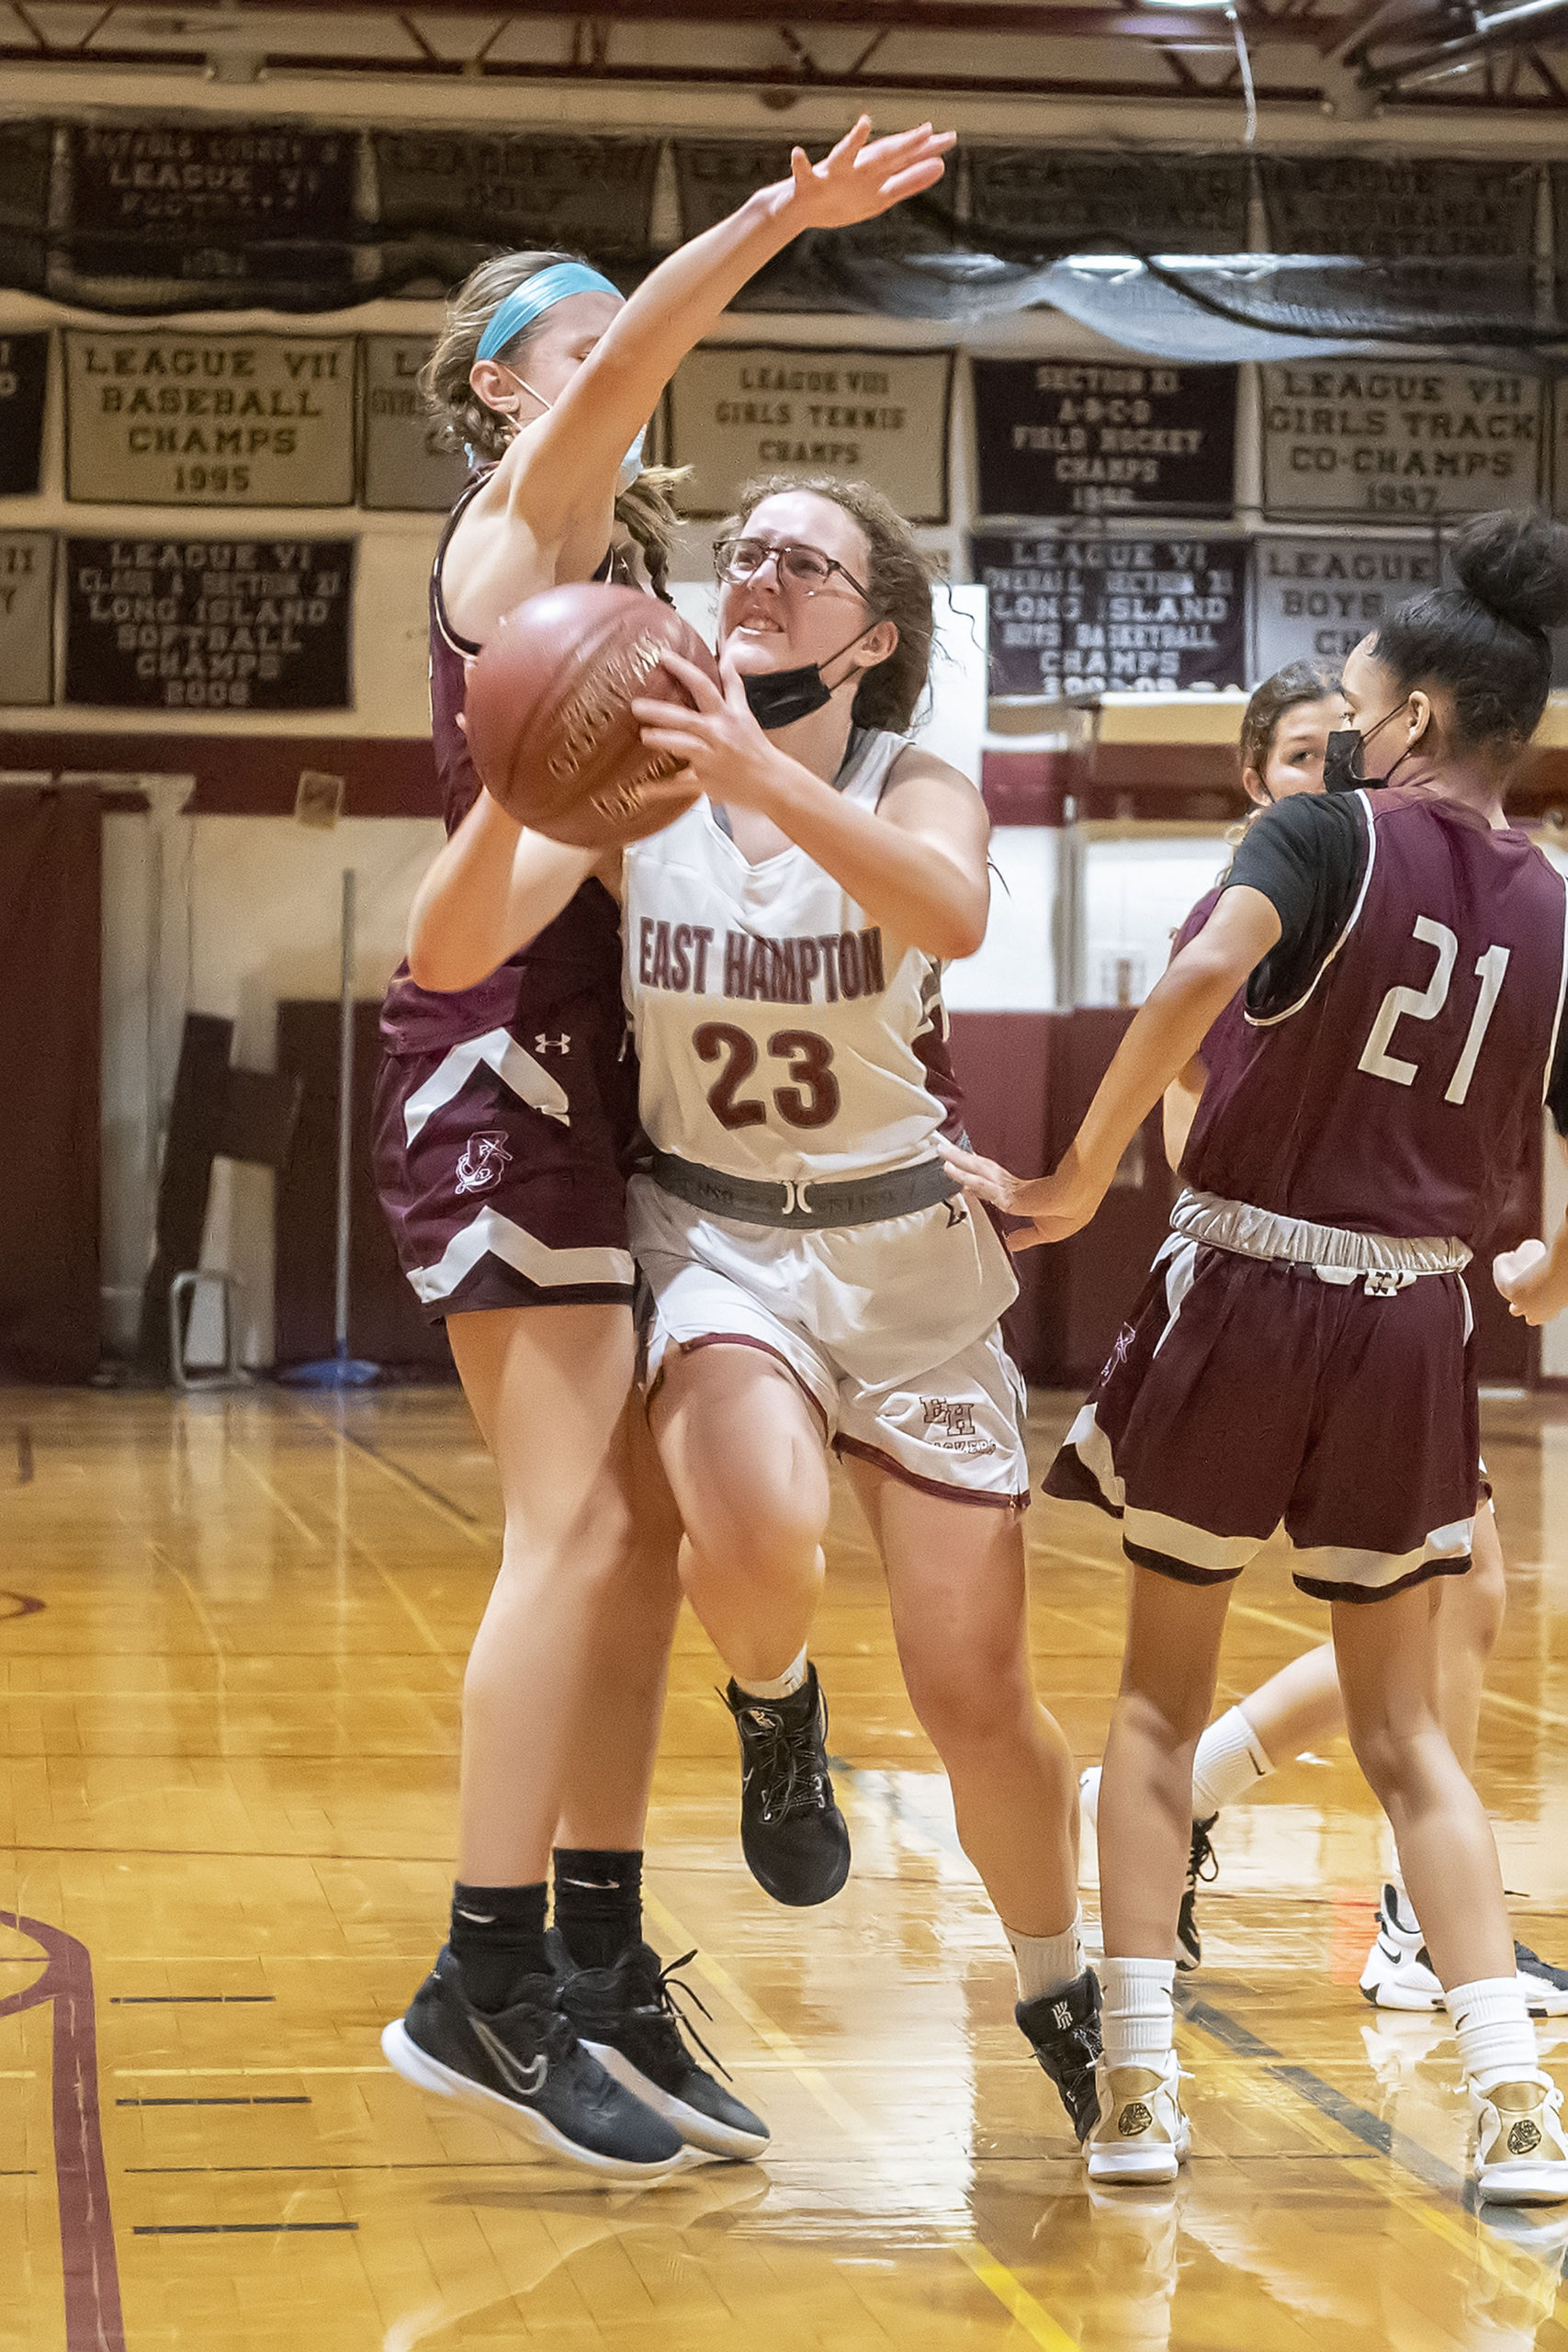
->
[[465, 582, 718, 849]]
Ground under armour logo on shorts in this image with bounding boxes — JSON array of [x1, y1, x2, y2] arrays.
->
[[456, 1131, 513, 1195]]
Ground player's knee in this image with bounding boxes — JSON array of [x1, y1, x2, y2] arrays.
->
[[904, 1648, 1028, 1757]]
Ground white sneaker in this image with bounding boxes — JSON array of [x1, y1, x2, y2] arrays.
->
[[1085, 2053, 1190, 2185], [1470, 2071, 1568, 2204], [1359, 1887, 1568, 2018]]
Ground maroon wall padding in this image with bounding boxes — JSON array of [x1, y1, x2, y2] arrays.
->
[[273, 1001, 450, 1372], [0, 789, 101, 1382], [0, 734, 439, 818]]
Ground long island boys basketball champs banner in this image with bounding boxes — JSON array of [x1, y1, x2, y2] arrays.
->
[[972, 533, 1247, 701], [666, 347, 954, 522], [64, 537, 354, 710]]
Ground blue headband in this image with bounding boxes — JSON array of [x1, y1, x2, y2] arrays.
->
[[476, 263, 621, 362]]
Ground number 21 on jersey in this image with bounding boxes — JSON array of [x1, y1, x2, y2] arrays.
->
[[1357, 914, 1511, 1107]]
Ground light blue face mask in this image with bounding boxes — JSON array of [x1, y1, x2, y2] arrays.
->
[[474, 261, 643, 492]]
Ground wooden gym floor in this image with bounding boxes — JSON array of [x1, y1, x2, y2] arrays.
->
[[5, 1384, 1568, 2352]]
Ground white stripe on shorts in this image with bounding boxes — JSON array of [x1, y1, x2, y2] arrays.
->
[[403, 1027, 570, 1146], [409, 1205, 634, 1305]]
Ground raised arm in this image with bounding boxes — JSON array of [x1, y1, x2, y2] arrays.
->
[[511, 120, 953, 544]]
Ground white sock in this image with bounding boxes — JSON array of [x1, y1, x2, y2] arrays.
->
[[1008, 1912, 1085, 2004], [1190, 1707, 1273, 1821], [1100, 1957, 1176, 2070], [736, 1645, 808, 1703], [1449, 1976, 1538, 2086]]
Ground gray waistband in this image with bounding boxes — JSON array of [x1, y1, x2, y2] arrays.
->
[[649, 1148, 958, 1231], [1169, 1188, 1471, 1276]]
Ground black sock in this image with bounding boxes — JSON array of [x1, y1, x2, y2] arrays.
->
[[552, 1849, 644, 1971], [448, 1882, 548, 2012]]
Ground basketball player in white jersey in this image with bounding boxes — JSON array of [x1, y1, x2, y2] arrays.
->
[[623, 476, 1100, 2137]]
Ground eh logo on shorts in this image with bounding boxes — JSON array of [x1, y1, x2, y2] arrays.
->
[[456, 1131, 513, 1196]]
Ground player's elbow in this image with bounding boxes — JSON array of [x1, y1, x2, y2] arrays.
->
[[407, 925, 481, 994]]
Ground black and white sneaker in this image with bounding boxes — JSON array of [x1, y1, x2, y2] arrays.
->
[[723, 1662, 851, 1907], [381, 1946, 688, 2180], [1017, 1967, 1103, 2142], [1178, 1815, 1218, 1973], [547, 1929, 770, 2160]]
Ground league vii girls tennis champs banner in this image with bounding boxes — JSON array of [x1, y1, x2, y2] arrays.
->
[[666, 346, 954, 522]]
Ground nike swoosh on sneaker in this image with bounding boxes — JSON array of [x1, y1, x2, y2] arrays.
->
[[469, 2016, 548, 2099]]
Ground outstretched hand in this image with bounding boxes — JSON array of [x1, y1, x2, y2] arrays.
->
[[632, 649, 791, 817], [779, 118, 955, 231], [939, 1141, 1105, 1254]]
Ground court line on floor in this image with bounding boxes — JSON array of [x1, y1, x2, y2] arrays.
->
[[642, 1888, 1083, 2351], [220, 1442, 327, 1553], [290, 1410, 488, 1544]]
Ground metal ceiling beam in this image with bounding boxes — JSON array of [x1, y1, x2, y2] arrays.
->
[[84, 0, 1344, 35], [1361, 0, 1568, 82]]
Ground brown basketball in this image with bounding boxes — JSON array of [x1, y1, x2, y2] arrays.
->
[[465, 582, 717, 850]]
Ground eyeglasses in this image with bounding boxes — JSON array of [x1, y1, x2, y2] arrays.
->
[[714, 537, 872, 602]]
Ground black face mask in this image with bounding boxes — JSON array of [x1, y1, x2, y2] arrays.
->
[[1323, 704, 1410, 795], [740, 623, 881, 733]]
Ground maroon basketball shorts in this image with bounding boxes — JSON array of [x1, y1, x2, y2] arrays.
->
[[372, 975, 637, 1322], [1046, 1234, 1480, 1601]]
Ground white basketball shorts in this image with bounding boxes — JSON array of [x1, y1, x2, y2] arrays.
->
[[629, 1173, 1031, 1510]]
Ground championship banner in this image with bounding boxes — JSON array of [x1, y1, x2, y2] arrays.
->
[[972, 359, 1236, 521], [0, 121, 51, 295], [1252, 535, 1440, 679], [1260, 154, 1539, 261], [0, 333, 49, 495], [62, 123, 360, 308], [666, 346, 953, 523], [671, 142, 957, 312], [65, 537, 354, 712], [1260, 363, 1542, 521], [362, 337, 468, 512], [65, 333, 355, 507], [374, 132, 660, 273], [0, 533, 55, 707], [968, 150, 1247, 256], [973, 531, 1247, 702]]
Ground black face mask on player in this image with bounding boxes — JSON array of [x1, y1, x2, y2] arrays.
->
[[741, 626, 883, 731], [1323, 703, 1416, 795]]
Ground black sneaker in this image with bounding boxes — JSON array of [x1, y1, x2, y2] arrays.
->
[[1017, 1968, 1103, 2143], [723, 1662, 851, 1907], [1177, 1815, 1218, 1972], [547, 1928, 770, 2159], [381, 1945, 687, 2180]]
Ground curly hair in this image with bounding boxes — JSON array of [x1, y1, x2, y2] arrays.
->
[[418, 248, 682, 604], [717, 473, 936, 732]]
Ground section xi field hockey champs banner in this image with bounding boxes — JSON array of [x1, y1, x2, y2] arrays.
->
[[972, 360, 1236, 521], [0, 534, 54, 706], [65, 333, 355, 507], [1261, 365, 1542, 522], [973, 532, 1247, 702], [362, 337, 469, 511], [667, 347, 953, 523], [0, 333, 48, 494], [65, 537, 354, 711]]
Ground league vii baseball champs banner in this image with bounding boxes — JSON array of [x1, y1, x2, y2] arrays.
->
[[65, 537, 354, 711], [973, 531, 1247, 702], [667, 346, 954, 522], [65, 331, 356, 507], [971, 359, 1237, 521]]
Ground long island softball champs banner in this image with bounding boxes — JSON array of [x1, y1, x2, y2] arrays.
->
[[65, 331, 355, 506], [1253, 536, 1440, 676], [667, 346, 953, 522], [973, 532, 1247, 701], [1261, 364, 1542, 522], [0, 532, 54, 706], [65, 537, 354, 711]]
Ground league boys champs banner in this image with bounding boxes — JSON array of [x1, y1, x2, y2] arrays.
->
[[0, 533, 55, 706], [667, 347, 953, 522], [1261, 364, 1542, 521], [65, 332, 356, 506], [973, 532, 1247, 701], [65, 537, 354, 711], [362, 336, 468, 511], [1252, 537, 1441, 677], [972, 360, 1236, 520]]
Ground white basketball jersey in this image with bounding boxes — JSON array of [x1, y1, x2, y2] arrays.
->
[[624, 729, 962, 1183]]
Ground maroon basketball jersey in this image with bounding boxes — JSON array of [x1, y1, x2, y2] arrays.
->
[[1182, 787, 1568, 1245], [1173, 882, 1248, 1087]]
